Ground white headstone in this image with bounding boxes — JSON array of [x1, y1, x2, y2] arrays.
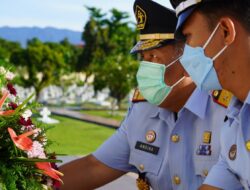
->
[[38, 107, 59, 124]]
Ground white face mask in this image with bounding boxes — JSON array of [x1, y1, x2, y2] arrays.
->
[[136, 57, 185, 105]]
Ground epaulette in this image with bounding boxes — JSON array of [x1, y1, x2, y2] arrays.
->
[[132, 89, 147, 103], [212, 89, 233, 108]]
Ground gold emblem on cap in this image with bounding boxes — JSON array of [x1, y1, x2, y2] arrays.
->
[[228, 144, 237, 160], [145, 130, 156, 143], [203, 131, 212, 144], [246, 141, 250, 151], [135, 5, 147, 30]]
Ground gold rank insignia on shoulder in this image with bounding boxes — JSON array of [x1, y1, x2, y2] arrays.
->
[[212, 89, 233, 108], [132, 89, 147, 103], [135, 5, 147, 30], [136, 177, 150, 190]]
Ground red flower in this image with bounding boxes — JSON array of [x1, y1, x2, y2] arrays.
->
[[19, 117, 33, 126], [8, 102, 18, 110], [36, 162, 63, 183], [8, 127, 38, 151], [7, 83, 17, 96]]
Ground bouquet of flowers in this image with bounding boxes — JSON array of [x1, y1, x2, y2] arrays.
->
[[0, 66, 63, 190]]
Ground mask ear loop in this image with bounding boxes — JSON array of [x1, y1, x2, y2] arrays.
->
[[164, 56, 185, 88], [171, 76, 186, 88], [203, 23, 229, 61], [165, 55, 182, 69], [203, 23, 221, 49]]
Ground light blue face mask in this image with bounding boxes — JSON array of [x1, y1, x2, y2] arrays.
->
[[180, 23, 228, 91], [136, 58, 185, 105]]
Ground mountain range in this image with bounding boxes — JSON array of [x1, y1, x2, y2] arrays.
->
[[0, 26, 83, 47]]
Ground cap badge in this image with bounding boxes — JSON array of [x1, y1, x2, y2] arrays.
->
[[145, 130, 156, 143], [135, 5, 147, 30]]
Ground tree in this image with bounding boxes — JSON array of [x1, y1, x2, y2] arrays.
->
[[10, 38, 68, 99], [78, 7, 138, 108], [0, 38, 21, 62], [76, 7, 107, 82]]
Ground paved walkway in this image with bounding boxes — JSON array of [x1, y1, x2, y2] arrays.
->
[[58, 156, 137, 190], [50, 108, 121, 128]]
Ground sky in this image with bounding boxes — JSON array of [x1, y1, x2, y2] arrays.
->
[[0, 0, 172, 32]]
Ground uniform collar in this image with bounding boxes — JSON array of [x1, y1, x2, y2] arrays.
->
[[182, 88, 209, 119], [226, 96, 242, 120], [149, 107, 172, 119], [244, 90, 250, 105], [227, 90, 250, 119]]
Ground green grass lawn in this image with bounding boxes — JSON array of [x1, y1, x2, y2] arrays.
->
[[80, 110, 127, 122], [41, 115, 116, 155]]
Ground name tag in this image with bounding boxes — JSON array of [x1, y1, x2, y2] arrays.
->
[[135, 141, 159, 155]]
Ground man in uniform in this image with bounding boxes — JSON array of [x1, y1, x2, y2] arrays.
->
[[169, 0, 250, 189], [59, 0, 231, 189]]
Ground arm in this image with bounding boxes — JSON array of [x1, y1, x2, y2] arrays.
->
[[59, 154, 126, 190], [199, 155, 243, 190]]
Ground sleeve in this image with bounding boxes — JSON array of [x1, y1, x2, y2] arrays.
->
[[203, 155, 243, 189], [92, 104, 135, 172]]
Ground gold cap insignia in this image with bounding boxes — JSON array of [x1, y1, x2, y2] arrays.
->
[[135, 5, 147, 30]]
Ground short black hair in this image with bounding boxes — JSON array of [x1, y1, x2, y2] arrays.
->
[[196, 0, 250, 32]]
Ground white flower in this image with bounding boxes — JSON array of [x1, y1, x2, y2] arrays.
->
[[0, 67, 6, 75], [33, 128, 41, 138], [41, 136, 47, 146], [8, 94, 16, 102], [22, 109, 32, 121], [27, 141, 46, 159], [5, 71, 15, 80], [46, 178, 53, 188]]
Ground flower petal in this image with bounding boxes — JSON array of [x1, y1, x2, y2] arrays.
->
[[8, 127, 33, 151], [0, 91, 9, 109], [36, 162, 63, 182], [0, 110, 15, 116]]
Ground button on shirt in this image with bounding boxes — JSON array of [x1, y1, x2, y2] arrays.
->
[[204, 92, 250, 190], [93, 88, 228, 190]]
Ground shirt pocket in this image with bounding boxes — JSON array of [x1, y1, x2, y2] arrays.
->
[[129, 150, 163, 175], [194, 157, 217, 178]]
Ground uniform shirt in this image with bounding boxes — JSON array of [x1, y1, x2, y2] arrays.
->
[[93, 88, 229, 190], [204, 92, 250, 190]]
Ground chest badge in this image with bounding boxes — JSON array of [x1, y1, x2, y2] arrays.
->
[[145, 130, 156, 143], [228, 144, 237, 160], [203, 131, 212, 144]]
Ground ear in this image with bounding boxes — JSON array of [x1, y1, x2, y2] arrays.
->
[[220, 17, 236, 45]]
